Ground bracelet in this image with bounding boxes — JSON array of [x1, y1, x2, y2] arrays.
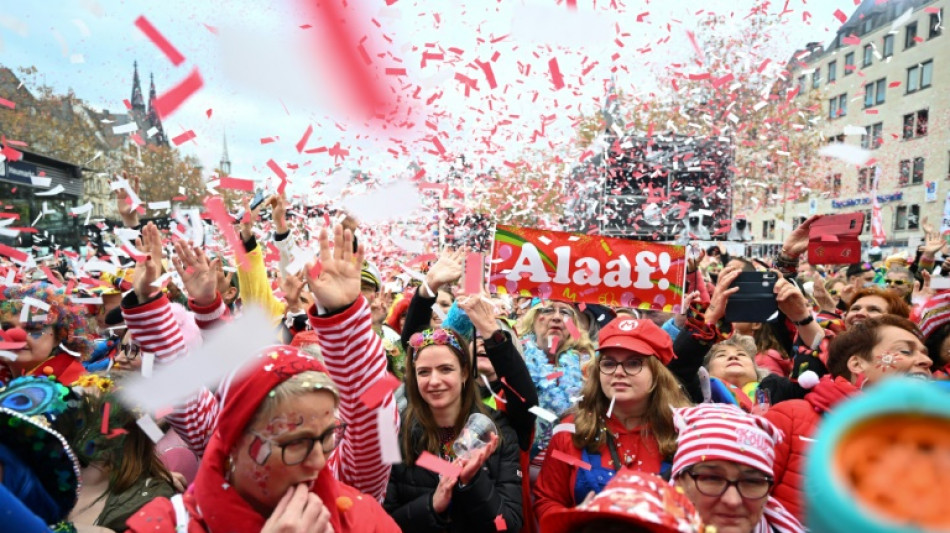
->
[[421, 279, 435, 299], [794, 314, 815, 326]]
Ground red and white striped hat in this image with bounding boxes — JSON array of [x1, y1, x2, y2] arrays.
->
[[671, 403, 783, 478]]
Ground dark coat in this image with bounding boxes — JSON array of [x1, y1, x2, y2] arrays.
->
[[384, 408, 524, 533]]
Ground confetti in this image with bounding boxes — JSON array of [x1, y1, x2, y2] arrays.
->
[[360, 373, 401, 409], [171, 130, 196, 146], [377, 406, 401, 464], [832, 9, 848, 24], [550, 449, 591, 470], [416, 451, 461, 478], [464, 252, 483, 295], [154, 67, 204, 119], [135, 15, 185, 66], [529, 405, 558, 423], [548, 58, 565, 90], [217, 177, 255, 192]]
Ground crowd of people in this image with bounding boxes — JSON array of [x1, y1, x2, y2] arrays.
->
[[1, 185, 948, 533]]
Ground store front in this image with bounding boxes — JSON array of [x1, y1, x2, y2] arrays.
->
[[0, 150, 85, 253]]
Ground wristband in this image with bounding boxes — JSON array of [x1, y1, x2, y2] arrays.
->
[[421, 279, 435, 299], [794, 314, 815, 327]]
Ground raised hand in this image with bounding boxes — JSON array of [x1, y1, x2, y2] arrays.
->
[[270, 195, 289, 234], [132, 222, 165, 303], [172, 240, 220, 307], [921, 221, 944, 257], [239, 195, 266, 242], [457, 295, 500, 338], [810, 276, 837, 314], [425, 248, 465, 295], [116, 171, 141, 228], [305, 225, 363, 312], [705, 265, 741, 325], [774, 276, 811, 323], [280, 271, 307, 313], [782, 215, 820, 258], [912, 270, 936, 304]]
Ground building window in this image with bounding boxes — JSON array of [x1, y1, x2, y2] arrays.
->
[[863, 44, 873, 66], [900, 159, 911, 186], [864, 209, 873, 232], [883, 34, 894, 58], [838, 94, 847, 116], [832, 173, 842, 198], [812, 69, 821, 89], [913, 157, 925, 185], [761, 220, 776, 240], [858, 166, 873, 193], [828, 60, 837, 83], [864, 78, 886, 108], [895, 205, 908, 230], [909, 204, 920, 230], [844, 52, 855, 74], [861, 123, 883, 149], [930, 10, 943, 39], [903, 109, 929, 139], [906, 21, 918, 49], [828, 133, 845, 144], [797, 75, 806, 95], [829, 97, 838, 119], [907, 60, 933, 93]]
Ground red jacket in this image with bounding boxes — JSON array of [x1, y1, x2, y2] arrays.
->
[[533, 414, 663, 522], [764, 376, 859, 521], [755, 349, 792, 378]]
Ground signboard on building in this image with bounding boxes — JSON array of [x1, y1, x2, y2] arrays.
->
[[0, 160, 42, 187]]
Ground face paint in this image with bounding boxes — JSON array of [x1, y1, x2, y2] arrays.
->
[[248, 434, 273, 465]]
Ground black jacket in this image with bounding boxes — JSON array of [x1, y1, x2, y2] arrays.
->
[[383, 408, 524, 532]]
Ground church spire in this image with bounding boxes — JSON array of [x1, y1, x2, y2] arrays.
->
[[146, 72, 167, 145], [220, 131, 231, 175], [130, 61, 145, 110]]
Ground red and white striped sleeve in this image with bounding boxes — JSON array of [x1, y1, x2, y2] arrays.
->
[[121, 294, 219, 457], [188, 292, 232, 330], [308, 296, 398, 503], [122, 294, 187, 363]]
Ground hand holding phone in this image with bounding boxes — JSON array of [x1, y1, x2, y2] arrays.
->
[[723, 271, 779, 323]]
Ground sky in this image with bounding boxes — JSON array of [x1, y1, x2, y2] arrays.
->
[[0, 0, 859, 206]]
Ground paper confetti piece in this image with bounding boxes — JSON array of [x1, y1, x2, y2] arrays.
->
[[0, 97, 15, 109], [833, 9, 848, 23], [548, 58, 565, 90], [101, 402, 111, 434], [154, 67, 204, 119], [416, 451, 461, 478], [550, 449, 591, 470], [494, 515, 508, 531], [500, 377, 527, 402], [266, 159, 288, 195], [546, 371, 564, 382], [339, 180, 422, 225], [134, 15, 185, 66], [0, 243, 28, 263], [171, 130, 196, 146], [377, 406, 402, 464], [296, 124, 314, 153], [41, 266, 63, 287], [464, 252, 483, 295], [564, 317, 580, 339], [360, 373, 401, 409], [217, 177, 255, 191], [529, 405, 558, 423], [136, 414, 165, 443]]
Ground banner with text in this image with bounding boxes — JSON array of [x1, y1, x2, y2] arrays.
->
[[489, 225, 687, 312]]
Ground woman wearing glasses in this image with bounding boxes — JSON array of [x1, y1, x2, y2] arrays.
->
[[533, 317, 690, 522], [126, 225, 400, 532], [671, 404, 804, 533]]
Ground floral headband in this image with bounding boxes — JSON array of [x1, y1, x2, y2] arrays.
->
[[408, 328, 463, 360]]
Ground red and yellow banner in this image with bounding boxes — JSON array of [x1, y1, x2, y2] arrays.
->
[[489, 225, 687, 312]]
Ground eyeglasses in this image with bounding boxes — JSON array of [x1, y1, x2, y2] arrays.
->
[[539, 307, 574, 319], [599, 357, 644, 376], [683, 469, 773, 500], [885, 279, 909, 286], [249, 422, 347, 466], [828, 289, 840, 296]]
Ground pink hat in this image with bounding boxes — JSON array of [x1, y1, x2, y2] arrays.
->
[[540, 469, 707, 533], [672, 403, 783, 478], [597, 317, 676, 365]]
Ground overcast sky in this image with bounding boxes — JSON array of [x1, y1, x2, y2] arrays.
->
[[0, 0, 856, 202]]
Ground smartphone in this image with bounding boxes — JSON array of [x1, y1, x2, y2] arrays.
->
[[232, 190, 267, 223], [724, 271, 779, 323]]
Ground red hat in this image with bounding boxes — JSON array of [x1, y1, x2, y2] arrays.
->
[[597, 317, 676, 365], [540, 468, 707, 533]]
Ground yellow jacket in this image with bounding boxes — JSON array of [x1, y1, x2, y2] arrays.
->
[[237, 243, 285, 324]]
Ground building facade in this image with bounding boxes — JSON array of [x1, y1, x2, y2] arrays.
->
[[747, 0, 947, 254]]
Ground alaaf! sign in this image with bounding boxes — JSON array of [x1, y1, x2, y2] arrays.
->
[[489, 225, 687, 312]]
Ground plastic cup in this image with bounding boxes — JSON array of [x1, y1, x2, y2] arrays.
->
[[452, 413, 498, 460]]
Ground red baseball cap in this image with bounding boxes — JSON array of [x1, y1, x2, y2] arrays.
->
[[597, 318, 676, 365]]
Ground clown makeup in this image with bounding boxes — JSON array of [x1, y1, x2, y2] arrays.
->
[[850, 326, 932, 386]]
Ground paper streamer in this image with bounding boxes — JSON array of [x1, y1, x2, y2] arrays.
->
[[377, 407, 402, 465]]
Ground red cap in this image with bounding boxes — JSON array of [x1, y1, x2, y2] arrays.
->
[[597, 318, 676, 365]]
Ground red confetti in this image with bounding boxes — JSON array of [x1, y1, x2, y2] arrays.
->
[[888, 81, 901, 88], [841, 34, 861, 45], [416, 451, 461, 478], [566, 0, 576, 9], [0, 97, 15, 109], [134, 16, 185, 66], [548, 58, 565, 90], [101, 402, 111, 434], [40, 266, 62, 287], [267, 159, 288, 195], [833, 9, 848, 23], [359, 373, 401, 409], [205, 108, 213, 118], [550, 450, 591, 470], [296, 124, 314, 153], [464, 252, 483, 295], [171, 130, 196, 146], [154, 68, 204, 119], [546, 371, 564, 381], [385, 67, 407, 76], [500, 377, 526, 402], [218, 177, 255, 191], [494, 515, 507, 531]]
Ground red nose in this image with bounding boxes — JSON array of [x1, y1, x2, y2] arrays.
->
[[4, 327, 26, 343]]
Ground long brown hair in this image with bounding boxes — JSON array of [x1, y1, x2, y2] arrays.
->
[[112, 421, 174, 493], [401, 330, 488, 463], [572, 356, 690, 459]]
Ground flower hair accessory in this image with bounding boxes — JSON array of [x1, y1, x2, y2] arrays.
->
[[409, 328, 463, 360]]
